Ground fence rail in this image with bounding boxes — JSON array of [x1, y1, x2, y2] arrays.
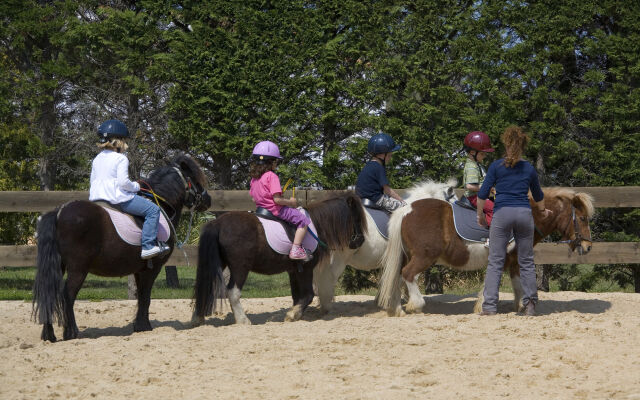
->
[[0, 187, 638, 267]]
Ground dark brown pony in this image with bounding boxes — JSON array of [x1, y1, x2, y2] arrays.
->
[[33, 155, 211, 342], [192, 192, 367, 325], [377, 188, 594, 315]]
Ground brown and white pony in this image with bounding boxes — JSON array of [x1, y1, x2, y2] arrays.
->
[[313, 179, 456, 313], [376, 188, 594, 316]]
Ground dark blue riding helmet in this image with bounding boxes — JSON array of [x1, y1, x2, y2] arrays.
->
[[367, 133, 401, 154], [97, 119, 130, 143]]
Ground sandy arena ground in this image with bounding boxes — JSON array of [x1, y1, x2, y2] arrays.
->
[[1, 291, 639, 399]]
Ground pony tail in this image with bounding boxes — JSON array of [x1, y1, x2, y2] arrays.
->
[[192, 222, 225, 321], [32, 211, 64, 326], [501, 125, 529, 168], [376, 204, 407, 311]]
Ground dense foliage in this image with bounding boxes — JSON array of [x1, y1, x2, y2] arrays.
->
[[1, 1, 638, 289]]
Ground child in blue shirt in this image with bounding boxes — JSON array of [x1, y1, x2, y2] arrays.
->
[[355, 133, 405, 212]]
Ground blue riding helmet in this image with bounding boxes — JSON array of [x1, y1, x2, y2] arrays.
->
[[367, 133, 401, 154], [97, 119, 130, 143]]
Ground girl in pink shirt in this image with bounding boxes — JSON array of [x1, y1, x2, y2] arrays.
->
[[249, 141, 311, 261]]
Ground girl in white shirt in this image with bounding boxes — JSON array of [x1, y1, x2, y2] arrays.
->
[[89, 120, 169, 259]]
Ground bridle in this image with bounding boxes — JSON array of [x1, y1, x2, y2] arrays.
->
[[536, 203, 590, 251], [172, 166, 208, 211]]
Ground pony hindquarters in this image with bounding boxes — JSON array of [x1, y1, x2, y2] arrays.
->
[[32, 211, 64, 342]]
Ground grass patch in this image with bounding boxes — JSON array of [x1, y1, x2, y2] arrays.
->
[[0, 266, 300, 300], [1, 264, 633, 301]]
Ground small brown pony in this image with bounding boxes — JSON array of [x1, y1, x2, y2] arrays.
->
[[377, 188, 594, 316], [33, 155, 211, 342]]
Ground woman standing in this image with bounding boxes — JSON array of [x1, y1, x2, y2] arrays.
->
[[476, 126, 551, 316]]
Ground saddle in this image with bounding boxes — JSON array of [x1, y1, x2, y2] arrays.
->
[[361, 203, 390, 240], [450, 201, 490, 243], [454, 195, 476, 211], [93, 200, 171, 246], [255, 207, 296, 242], [254, 207, 319, 255]]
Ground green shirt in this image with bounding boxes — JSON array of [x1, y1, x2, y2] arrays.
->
[[463, 158, 486, 197]]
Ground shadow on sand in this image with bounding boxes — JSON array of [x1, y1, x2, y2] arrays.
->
[[421, 293, 612, 316]]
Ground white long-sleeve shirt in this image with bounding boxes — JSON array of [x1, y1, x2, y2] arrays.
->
[[89, 150, 141, 204]]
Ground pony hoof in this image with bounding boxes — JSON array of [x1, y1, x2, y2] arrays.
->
[[133, 321, 153, 332], [191, 315, 205, 327], [235, 317, 252, 325], [63, 328, 79, 341], [405, 305, 425, 314], [387, 306, 406, 317], [285, 305, 303, 322], [41, 325, 57, 342]]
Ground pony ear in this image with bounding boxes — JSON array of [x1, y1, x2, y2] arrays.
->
[[178, 159, 194, 176]]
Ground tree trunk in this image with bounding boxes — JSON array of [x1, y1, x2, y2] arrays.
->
[[536, 264, 550, 292], [38, 92, 57, 191], [633, 265, 640, 294], [127, 275, 137, 300]]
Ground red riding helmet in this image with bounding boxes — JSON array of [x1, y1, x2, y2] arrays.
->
[[464, 131, 495, 152]]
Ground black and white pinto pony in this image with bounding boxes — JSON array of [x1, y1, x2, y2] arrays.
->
[[313, 179, 457, 313]]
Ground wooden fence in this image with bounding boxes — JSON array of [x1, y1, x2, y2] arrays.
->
[[0, 187, 639, 267]]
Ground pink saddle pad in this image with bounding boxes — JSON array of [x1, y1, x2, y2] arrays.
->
[[101, 206, 171, 246], [257, 208, 319, 255]]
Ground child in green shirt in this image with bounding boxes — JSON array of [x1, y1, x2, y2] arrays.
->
[[463, 131, 495, 226]]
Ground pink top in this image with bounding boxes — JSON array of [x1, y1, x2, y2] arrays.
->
[[250, 171, 283, 216]]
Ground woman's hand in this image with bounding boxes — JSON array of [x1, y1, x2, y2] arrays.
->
[[477, 213, 488, 227]]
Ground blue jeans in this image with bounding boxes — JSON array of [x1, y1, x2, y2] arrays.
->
[[119, 195, 161, 250]]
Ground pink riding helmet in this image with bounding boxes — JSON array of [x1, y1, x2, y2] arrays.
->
[[252, 140, 282, 159]]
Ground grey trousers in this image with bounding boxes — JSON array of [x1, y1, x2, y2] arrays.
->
[[482, 207, 538, 313]]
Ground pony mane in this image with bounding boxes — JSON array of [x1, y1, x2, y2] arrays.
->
[[172, 154, 208, 188], [538, 187, 595, 218], [306, 192, 367, 258], [146, 155, 206, 207], [405, 178, 457, 204]]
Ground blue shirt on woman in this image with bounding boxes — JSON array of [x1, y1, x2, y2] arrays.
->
[[478, 159, 544, 212]]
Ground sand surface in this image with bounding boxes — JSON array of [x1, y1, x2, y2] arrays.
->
[[1, 291, 639, 399]]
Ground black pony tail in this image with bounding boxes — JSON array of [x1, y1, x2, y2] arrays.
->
[[32, 211, 64, 326], [193, 222, 225, 319]]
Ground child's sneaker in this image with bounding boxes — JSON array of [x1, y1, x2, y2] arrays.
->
[[483, 238, 490, 249], [289, 244, 311, 261]]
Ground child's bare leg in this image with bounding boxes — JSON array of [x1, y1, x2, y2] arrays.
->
[[293, 226, 309, 245]]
